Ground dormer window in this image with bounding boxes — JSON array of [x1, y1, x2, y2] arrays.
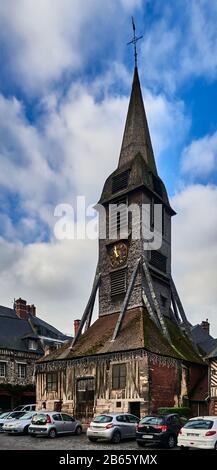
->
[[28, 339, 37, 351]]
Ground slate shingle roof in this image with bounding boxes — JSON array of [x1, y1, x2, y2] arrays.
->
[[0, 305, 69, 353], [207, 346, 217, 359], [0, 311, 42, 353], [191, 324, 217, 355]]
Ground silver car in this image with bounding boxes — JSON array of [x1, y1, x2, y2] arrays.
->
[[3, 411, 37, 434], [87, 413, 140, 443], [13, 404, 36, 412], [28, 412, 82, 438], [0, 411, 26, 432]]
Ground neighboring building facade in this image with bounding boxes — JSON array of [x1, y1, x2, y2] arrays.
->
[[35, 65, 208, 419], [208, 347, 217, 416], [0, 298, 70, 410]]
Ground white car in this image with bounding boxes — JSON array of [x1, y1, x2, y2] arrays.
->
[[0, 411, 26, 432], [3, 411, 37, 434], [13, 404, 36, 412], [178, 416, 217, 450]]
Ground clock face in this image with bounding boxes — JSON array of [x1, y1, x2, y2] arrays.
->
[[109, 242, 128, 268]]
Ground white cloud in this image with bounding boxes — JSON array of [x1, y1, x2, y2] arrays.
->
[[0, 67, 191, 333], [0, 0, 142, 93], [172, 184, 217, 336], [181, 131, 217, 178], [144, 90, 189, 157], [0, 73, 189, 242], [140, 0, 217, 91], [0, 236, 97, 336]]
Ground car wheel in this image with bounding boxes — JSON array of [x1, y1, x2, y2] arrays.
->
[[23, 425, 29, 435], [48, 428, 57, 439], [166, 435, 176, 449], [214, 441, 217, 450], [75, 426, 82, 435], [111, 431, 121, 444], [88, 437, 98, 442]]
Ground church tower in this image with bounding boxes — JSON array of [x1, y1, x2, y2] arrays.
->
[[98, 66, 176, 326], [36, 33, 207, 420], [67, 59, 199, 352], [70, 63, 198, 347]]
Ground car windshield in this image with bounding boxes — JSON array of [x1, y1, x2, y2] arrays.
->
[[184, 419, 213, 430], [19, 412, 35, 420], [7, 412, 26, 419], [13, 405, 24, 411], [93, 415, 113, 423], [140, 416, 164, 425]]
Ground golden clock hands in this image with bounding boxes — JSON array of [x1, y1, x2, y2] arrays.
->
[[114, 246, 119, 258]]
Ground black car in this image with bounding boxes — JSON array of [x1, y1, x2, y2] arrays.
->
[[136, 414, 183, 449]]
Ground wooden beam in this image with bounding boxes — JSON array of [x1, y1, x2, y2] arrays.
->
[[85, 273, 101, 331], [170, 276, 190, 327], [142, 260, 170, 341], [141, 268, 159, 327], [142, 291, 159, 327], [171, 291, 181, 324], [170, 276, 200, 352], [70, 270, 101, 348], [111, 258, 141, 341]]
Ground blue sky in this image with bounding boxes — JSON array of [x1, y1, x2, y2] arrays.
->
[[0, 0, 217, 336]]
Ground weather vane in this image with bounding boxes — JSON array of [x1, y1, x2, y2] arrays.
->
[[127, 17, 143, 67]]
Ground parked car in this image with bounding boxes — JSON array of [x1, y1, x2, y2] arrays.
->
[[87, 413, 140, 444], [0, 412, 11, 420], [2, 411, 37, 435], [0, 411, 26, 432], [136, 414, 183, 448], [13, 404, 36, 412], [28, 412, 82, 438], [178, 416, 217, 450]]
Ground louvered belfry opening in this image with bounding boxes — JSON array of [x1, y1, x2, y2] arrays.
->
[[112, 170, 130, 193], [110, 268, 127, 297], [109, 195, 128, 239], [150, 250, 167, 273]]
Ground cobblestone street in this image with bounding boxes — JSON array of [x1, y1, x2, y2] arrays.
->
[[0, 432, 178, 450]]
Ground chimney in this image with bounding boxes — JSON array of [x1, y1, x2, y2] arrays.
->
[[201, 319, 210, 335], [74, 319, 81, 337], [15, 298, 28, 320], [26, 304, 36, 317], [15, 298, 37, 320]]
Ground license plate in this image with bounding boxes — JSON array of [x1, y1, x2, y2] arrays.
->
[[187, 433, 199, 437], [142, 434, 153, 439]]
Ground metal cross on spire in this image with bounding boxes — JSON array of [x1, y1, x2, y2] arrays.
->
[[127, 17, 143, 67]]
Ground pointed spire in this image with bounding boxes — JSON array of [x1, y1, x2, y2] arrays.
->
[[118, 67, 158, 175]]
